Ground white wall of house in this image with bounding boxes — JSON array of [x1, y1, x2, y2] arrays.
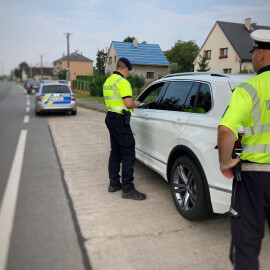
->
[[131, 65, 168, 81], [105, 45, 117, 75], [194, 23, 253, 74]]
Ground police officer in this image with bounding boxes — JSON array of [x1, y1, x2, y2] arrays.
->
[[103, 57, 146, 200], [218, 29, 270, 270]]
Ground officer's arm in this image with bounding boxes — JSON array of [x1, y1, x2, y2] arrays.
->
[[123, 97, 141, 109], [218, 125, 240, 178]]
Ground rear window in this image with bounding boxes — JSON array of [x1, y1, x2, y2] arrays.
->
[[42, 85, 70, 94]]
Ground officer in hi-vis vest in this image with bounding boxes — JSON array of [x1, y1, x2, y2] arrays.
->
[[218, 29, 270, 270], [103, 57, 146, 200]]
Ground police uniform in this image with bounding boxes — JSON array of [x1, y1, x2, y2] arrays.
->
[[103, 58, 147, 201], [219, 30, 270, 270]]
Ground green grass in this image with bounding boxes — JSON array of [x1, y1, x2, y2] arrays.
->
[[74, 92, 104, 103]]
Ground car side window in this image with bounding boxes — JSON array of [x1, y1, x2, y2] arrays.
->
[[183, 82, 200, 112], [158, 81, 194, 111], [195, 83, 212, 114], [138, 82, 165, 109]]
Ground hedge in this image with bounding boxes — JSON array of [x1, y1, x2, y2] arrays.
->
[[73, 75, 108, 96]]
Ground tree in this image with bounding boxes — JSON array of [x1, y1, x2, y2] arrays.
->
[[56, 69, 67, 80], [166, 40, 199, 73], [196, 55, 210, 72], [14, 61, 29, 79], [96, 48, 107, 75], [123, 36, 136, 42]]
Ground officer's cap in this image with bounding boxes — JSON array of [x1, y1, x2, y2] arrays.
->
[[118, 57, 132, 71], [249, 29, 270, 53]]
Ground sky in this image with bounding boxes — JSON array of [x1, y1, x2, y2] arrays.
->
[[0, 0, 270, 76]]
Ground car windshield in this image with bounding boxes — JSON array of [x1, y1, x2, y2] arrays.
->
[[42, 85, 70, 94]]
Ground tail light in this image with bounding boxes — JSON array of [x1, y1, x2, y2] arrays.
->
[[71, 94, 76, 101], [36, 94, 42, 102]]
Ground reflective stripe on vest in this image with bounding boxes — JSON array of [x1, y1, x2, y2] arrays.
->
[[238, 81, 270, 155], [103, 77, 123, 101], [103, 76, 128, 113], [239, 82, 270, 136]]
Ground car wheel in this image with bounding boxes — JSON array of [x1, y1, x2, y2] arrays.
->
[[170, 155, 212, 220], [35, 111, 40, 116], [72, 110, 77, 115]]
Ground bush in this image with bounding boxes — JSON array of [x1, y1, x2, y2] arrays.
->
[[127, 73, 145, 89], [73, 75, 108, 96]]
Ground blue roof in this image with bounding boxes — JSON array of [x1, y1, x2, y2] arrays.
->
[[112, 41, 169, 66]]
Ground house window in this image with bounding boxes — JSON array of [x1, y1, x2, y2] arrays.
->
[[223, 68, 232, 74], [114, 56, 117, 63], [204, 50, 211, 60], [219, 48, 228, 59], [108, 57, 112, 64], [146, 72, 154, 79]]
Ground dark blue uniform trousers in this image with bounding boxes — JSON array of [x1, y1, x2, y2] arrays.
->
[[105, 112, 135, 192], [229, 171, 270, 270]]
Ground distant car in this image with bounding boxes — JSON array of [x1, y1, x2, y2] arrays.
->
[[24, 78, 34, 89], [35, 83, 77, 116], [26, 80, 40, 94]]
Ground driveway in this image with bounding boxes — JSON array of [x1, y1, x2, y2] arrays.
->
[[48, 107, 270, 270]]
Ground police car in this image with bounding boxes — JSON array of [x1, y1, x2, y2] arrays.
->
[[35, 83, 77, 115], [131, 72, 254, 220]]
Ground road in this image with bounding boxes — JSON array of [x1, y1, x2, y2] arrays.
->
[[0, 82, 89, 270], [1, 82, 270, 270]]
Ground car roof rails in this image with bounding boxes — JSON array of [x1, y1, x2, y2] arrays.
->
[[163, 72, 229, 78]]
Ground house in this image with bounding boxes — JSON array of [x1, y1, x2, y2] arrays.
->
[[193, 18, 270, 74], [22, 66, 54, 81], [105, 40, 169, 80], [53, 51, 94, 81]]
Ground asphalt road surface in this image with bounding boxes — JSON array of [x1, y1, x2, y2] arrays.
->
[[0, 82, 89, 270]]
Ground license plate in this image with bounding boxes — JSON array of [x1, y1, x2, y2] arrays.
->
[[51, 97, 63, 101]]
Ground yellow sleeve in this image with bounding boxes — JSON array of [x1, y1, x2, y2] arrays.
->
[[219, 87, 253, 138], [117, 79, 132, 98]]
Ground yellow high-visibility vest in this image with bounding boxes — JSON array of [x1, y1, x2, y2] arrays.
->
[[103, 74, 132, 114], [219, 70, 270, 163]]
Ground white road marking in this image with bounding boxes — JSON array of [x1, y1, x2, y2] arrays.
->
[[24, 115, 29, 123], [26, 100, 30, 106], [26, 107, 30, 113], [0, 130, 27, 270]]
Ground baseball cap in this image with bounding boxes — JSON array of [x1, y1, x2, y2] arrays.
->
[[118, 57, 132, 70]]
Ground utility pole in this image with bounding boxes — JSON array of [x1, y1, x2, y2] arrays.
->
[[40, 55, 43, 81], [64, 33, 72, 82]]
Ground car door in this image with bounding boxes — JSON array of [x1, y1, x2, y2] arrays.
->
[[131, 81, 167, 163], [143, 81, 200, 173]]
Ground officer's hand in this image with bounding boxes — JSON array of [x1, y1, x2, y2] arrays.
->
[[220, 158, 240, 179]]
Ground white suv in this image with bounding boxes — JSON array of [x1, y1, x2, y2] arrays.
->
[[131, 72, 253, 220]]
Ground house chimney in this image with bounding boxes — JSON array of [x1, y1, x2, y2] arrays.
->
[[142, 41, 147, 44], [133, 39, 138, 48], [245, 18, 251, 31]]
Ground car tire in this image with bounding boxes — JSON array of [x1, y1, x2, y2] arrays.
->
[[72, 110, 77, 115], [35, 111, 40, 116], [170, 155, 212, 221]]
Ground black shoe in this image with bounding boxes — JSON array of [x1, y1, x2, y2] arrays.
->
[[108, 184, 122, 193], [122, 188, 146, 200]]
